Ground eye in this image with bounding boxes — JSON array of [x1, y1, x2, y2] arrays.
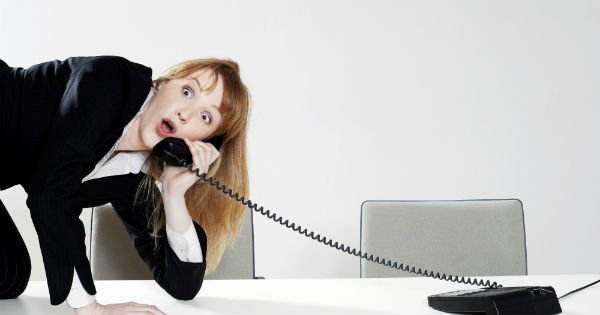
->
[[182, 85, 193, 98], [201, 113, 212, 124]]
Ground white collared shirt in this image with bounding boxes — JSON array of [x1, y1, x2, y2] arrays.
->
[[66, 87, 204, 309]]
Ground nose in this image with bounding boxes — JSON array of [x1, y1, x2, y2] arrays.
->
[[176, 109, 191, 124], [177, 111, 186, 122]]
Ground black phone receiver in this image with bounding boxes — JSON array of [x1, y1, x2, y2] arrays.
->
[[205, 134, 224, 151], [152, 135, 223, 167]]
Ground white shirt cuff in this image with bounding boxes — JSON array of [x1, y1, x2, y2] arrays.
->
[[166, 220, 204, 263], [66, 267, 96, 309]]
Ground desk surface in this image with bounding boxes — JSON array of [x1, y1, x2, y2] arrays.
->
[[2, 274, 598, 314]]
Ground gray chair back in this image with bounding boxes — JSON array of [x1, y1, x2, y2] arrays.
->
[[205, 206, 256, 280], [90, 204, 258, 280], [360, 199, 527, 278]]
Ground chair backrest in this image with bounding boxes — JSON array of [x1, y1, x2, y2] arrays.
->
[[360, 199, 527, 278], [90, 204, 257, 280], [204, 206, 256, 280]]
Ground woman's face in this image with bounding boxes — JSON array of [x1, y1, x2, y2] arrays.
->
[[139, 68, 224, 150]]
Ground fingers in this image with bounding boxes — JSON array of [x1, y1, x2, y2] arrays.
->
[[101, 301, 166, 315], [184, 137, 220, 173], [125, 302, 166, 314], [187, 137, 220, 158], [184, 137, 202, 171]]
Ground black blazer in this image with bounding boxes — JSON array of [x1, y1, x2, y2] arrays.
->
[[0, 56, 208, 305]]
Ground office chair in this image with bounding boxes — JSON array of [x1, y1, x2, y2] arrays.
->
[[360, 199, 527, 278], [89, 204, 262, 280]]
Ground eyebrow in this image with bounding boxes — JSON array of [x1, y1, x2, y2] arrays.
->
[[191, 77, 221, 121]]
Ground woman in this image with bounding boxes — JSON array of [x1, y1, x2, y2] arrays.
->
[[0, 55, 250, 314]]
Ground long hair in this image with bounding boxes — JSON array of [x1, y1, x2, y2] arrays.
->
[[133, 58, 251, 274]]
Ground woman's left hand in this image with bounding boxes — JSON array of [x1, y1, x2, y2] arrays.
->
[[161, 137, 220, 197]]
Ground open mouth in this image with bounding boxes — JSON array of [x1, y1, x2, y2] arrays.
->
[[162, 120, 173, 132], [157, 119, 176, 137]]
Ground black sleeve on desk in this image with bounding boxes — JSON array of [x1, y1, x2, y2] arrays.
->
[[24, 55, 152, 305], [110, 184, 208, 301]]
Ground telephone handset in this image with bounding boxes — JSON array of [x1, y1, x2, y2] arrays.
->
[[152, 135, 224, 167], [151, 136, 563, 315]]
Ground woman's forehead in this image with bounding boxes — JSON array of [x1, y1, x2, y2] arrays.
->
[[186, 68, 220, 87]]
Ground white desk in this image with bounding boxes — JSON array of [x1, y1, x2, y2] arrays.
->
[[2, 274, 597, 314]]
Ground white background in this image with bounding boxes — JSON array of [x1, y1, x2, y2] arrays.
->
[[1, 0, 598, 281]]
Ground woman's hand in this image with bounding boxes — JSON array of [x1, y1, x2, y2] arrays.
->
[[161, 137, 220, 197], [73, 299, 166, 315]]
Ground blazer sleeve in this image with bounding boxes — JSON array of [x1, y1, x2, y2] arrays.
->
[[110, 185, 208, 300], [24, 56, 152, 305]]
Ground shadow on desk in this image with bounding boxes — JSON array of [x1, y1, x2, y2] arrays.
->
[[0, 296, 74, 315], [177, 296, 375, 314]]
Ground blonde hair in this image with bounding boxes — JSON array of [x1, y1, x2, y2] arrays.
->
[[134, 58, 250, 274]]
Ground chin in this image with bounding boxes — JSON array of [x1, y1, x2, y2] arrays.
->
[[149, 137, 161, 150], [139, 134, 156, 151]]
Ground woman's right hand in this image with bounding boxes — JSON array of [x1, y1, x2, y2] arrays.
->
[[73, 299, 166, 315]]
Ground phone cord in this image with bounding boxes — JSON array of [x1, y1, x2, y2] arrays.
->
[[182, 161, 502, 289]]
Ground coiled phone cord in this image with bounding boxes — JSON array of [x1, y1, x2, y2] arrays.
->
[[180, 160, 502, 289]]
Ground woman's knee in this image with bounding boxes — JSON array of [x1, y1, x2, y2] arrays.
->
[[0, 239, 32, 298], [0, 200, 32, 298]]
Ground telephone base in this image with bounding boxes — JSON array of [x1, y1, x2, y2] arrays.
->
[[428, 286, 562, 315]]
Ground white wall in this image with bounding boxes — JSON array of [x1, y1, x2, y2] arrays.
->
[[1, 0, 598, 281]]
